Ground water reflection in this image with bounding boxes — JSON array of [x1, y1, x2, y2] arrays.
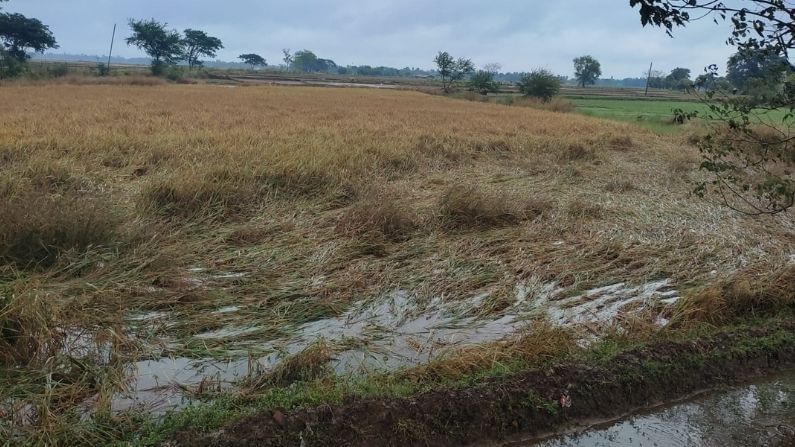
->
[[526, 373, 795, 447]]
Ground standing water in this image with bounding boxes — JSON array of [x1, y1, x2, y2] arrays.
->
[[518, 373, 795, 447]]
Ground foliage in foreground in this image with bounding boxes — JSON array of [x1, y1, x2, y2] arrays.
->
[[630, 0, 795, 214]]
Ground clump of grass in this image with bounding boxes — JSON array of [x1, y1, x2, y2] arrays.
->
[[565, 196, 604, 220], [679, 265, 795, 324], [559, 143, 597, 162], [142, 165, 338, 218], [225, 224, 281, 246], [603, 179, 637, 193], [438, 185, 550, 229], [667, 152, 698, 174], [413, 134, 466, 163], [1, 288, 65, 366], [336, 192, 418, 242], [0, 193, 119, 269], [140, 168, 267, 219], [402, 323, 576, 382], [249, 341, 333, 389], [23, 160, 88, 193], [606, 135, 635, 150], [472, 139, 512, 153]]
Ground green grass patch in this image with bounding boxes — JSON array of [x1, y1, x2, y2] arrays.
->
[[570, 97, 710, 133], [569, 97, 791, 134]]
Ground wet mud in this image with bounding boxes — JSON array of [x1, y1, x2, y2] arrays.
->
[[169, 322, 795, 447]]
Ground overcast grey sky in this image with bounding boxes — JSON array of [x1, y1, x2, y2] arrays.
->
[[10, 0, 737, 78]]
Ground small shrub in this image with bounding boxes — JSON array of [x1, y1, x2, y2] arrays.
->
[[0, 49, 25, 79], [164, 66, 185, 82], [46, 63, 69, 78], [151, 60, 167, 77], [518, 69, 561, 102], [96, 63, 110, 76], [468, 70, 499, 95], [496, 96, 515, 106]]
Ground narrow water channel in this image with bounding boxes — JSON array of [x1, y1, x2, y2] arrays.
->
[[521, 372, 795, 447]]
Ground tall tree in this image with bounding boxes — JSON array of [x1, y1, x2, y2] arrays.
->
[[282, 48, 293, 71], [631, 0, 795, 215], [182, 29, 223, 71], [666, 67, 692, 90], [434, 51, 474, 93], [0, 12, 58, 61], [726, 48, 790, 93], [482, 62, 502, 75], [239, 53, 266, 70], [292, 50, 318, 72], [126, 19, 183, 75], [573, 55, 601, 87], [316, 58, 337, 72]]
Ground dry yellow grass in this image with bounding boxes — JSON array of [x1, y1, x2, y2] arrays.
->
[[1, 84, 793, 443], [1, 83, 792, 332]]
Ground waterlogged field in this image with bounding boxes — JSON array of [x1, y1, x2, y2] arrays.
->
[[0, 84, 794, 445]]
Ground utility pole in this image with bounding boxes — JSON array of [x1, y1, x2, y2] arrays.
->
[[106, 24, 116, 75], [644, 61, 653, 97]]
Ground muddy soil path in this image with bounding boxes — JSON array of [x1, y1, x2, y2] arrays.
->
[[169, 322, 795, 447]]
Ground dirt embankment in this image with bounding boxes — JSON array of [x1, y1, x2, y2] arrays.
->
[[171, 323, 795, 447]]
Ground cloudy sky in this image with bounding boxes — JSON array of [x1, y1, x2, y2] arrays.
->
[[9, 0, 737, 78]]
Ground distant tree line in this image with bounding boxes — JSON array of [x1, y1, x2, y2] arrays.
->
[[7, 3, 788, 109]]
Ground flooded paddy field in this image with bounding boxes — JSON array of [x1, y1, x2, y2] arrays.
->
[[110, 277, 683, 413], [1, 84, 794, 445]]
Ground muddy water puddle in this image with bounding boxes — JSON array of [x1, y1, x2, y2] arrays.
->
[[109, 277, 682, 412], [521, 373, 795, 447]]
